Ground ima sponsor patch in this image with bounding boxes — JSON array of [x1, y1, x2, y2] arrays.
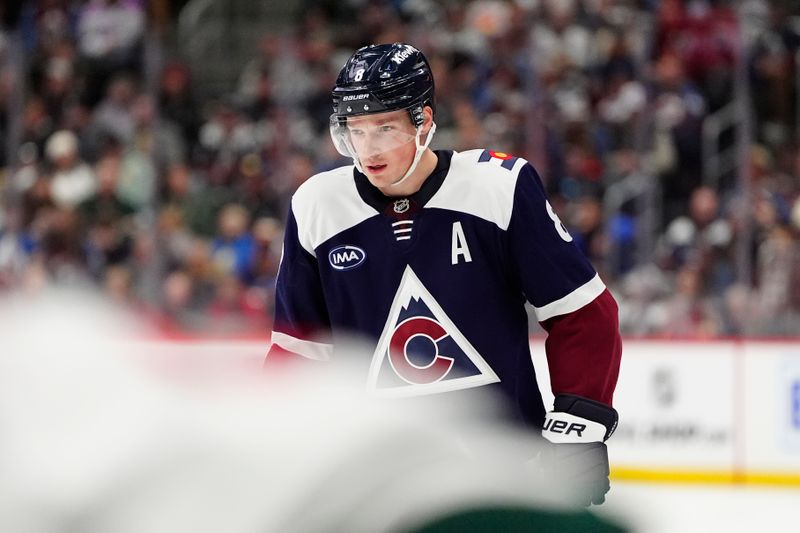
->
[[328, 245, 366, 271], [367, 266, 499, 397]]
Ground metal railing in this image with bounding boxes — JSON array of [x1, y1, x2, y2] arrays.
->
[[702, 102, 739, 190], [795, 48, 800, 143], [176, 0, 300, 97], [177, 0, 223, 63], [603, 168, 661, 277], [3, 28, 25, 176]]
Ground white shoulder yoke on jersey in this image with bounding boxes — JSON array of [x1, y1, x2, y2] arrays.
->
[[291, 165, 378, 256], [426, 149, 526, 231], [532, 273, 606, 322], [270, 331, 333, 361]]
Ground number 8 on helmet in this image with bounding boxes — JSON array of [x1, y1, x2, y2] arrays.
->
[[329, 43, 437, 186]]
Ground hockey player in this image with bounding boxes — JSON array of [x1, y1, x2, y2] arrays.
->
[[266, 43, 622, 506]]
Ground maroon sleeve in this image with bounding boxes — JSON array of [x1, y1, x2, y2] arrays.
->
[[540, 288, 622, 406]]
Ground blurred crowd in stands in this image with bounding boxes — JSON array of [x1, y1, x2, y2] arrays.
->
[[0, 0, 799, 337]]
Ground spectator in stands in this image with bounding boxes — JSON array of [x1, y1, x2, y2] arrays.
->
[[158, 61, 201, 154], [659, 185, 734, 295], [79, 154, 136, 279], [76, 0, 145, 106], [207, 273, 269, 335], [113, 94, 182, 210], [595, 33, 646, 153], [17, 0, 77, 57], [236, 35, 281, 110], [751, 221, 800, 336], [0, 202, 36, 288], [748, 2, 799, 149], [35, 39, 78, 127], [38, 207, 89, 284], [658, 264, 723, 338], [90, 74, 137, 147], [78, 153, 135, 227], [102, 263, 135, 304], [744, 181, 800, 335], [569, 192, 606, 271], [46, 129, 96, 210], [130, 93, 185, 170], [248, 216, 281, 289], [156, 204, 193, 273], [210, 203, 256, 285], [198, 97, 258, 172], [20, 97, 55, 156], [530, 0, 592, 74], [1, 0, 799, 338], [651, 52, 707, 225], [160, 269, 201, 331]]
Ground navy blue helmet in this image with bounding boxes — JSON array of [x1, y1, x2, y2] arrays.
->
[[332, 43, 435, 128]]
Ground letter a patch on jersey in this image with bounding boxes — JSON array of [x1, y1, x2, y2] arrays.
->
[[367, 266, 499, 397]]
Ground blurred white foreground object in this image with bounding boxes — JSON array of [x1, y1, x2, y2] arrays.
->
[[0, 289, 625, 533]]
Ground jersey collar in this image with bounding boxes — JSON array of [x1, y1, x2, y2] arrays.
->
[[354, 150, 453, 217]]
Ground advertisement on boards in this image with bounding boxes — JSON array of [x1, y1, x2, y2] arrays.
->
[[741, 342, 800, 472], [609, 341, 737, 469], [532, 340, 737, 471]]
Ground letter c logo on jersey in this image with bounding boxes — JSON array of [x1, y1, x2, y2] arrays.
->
[[368, 267, 500, 397], [389, 317, 454, 384], [328, 245, 366, 271]]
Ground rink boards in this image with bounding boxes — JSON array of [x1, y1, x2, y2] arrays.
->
[[531, 339, 800, 486], [150, 337, 800, 486]]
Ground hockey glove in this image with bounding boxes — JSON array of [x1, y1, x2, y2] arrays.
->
[[541, 394, 618, 507]]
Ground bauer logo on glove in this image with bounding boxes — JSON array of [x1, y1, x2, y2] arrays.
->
[[543, 411, 610, 443]]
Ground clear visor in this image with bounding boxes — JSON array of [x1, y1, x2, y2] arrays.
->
[[329, 111, 419, 163]]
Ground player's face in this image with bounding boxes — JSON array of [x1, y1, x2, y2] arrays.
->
[[346, 110, 419, 189]]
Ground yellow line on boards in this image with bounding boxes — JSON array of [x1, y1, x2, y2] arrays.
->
[[611, 467, 800, 487]]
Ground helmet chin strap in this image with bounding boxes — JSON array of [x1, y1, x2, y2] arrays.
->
[[389, 122, 436, 188]]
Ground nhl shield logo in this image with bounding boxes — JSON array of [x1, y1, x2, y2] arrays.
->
[[393, 199, 410, 214], [367, 266, 499, 397]]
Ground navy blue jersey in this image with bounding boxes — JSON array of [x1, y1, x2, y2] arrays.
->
[[270, 149, 618, 428]]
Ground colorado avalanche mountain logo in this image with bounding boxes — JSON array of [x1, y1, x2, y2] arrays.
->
[[328, 245, 366, 271], [367, 266, 499, 397]]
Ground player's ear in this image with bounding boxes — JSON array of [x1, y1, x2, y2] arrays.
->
[[421, 105, 434, 135]]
